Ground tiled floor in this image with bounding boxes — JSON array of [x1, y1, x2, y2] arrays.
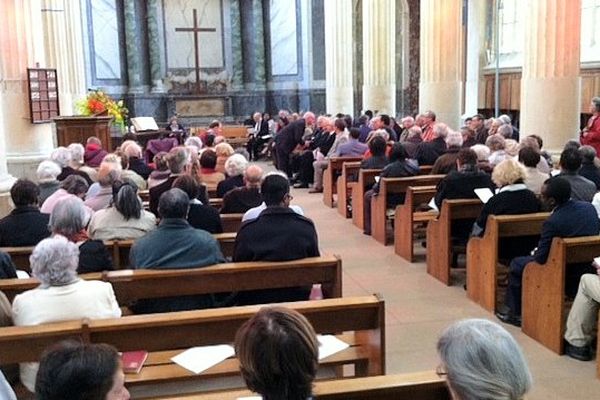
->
[[291, 184, 600, 400]]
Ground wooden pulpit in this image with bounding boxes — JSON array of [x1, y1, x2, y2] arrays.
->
[[53, 116, 114, 150]]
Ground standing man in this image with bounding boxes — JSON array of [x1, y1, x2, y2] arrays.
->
[[274, 112, 316, 177]]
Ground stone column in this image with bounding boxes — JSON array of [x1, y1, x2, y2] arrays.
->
[[520, 0, 581, 152], [123, 0, 143, 93], [0, 0, 54, 184], [419, 0, 464, 129], [147, 0, 165, 93], [41, 0, 87, 114], [464, 0, 486, 118], [324, 0, 354, 116], [362, 0, 395, 114], [229, 0, 244, 89], [252, 0, 266, 88]]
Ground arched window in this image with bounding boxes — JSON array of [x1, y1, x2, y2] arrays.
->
[[581, 0, 600, 63]]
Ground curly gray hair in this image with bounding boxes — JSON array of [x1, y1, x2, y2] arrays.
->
[[437, 319, 532, 400], [50, 147, 71, 168], [30, 235, 79, 286], [225, 154, 248, 177], [37, 160, 62, 182], [68, 143, 85, 164]]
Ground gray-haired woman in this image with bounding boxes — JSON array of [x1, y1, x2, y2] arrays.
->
[[12, 235, 121, 393], [437, 319, 532, 400]]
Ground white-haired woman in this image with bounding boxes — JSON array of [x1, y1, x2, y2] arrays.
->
[[68, 143, 98, 182], [437, 319, 532, 400], [36, 160, 62, 205], [215, 142, 235, 174], [50, 197, 112, 273], [121, 140, 152, 180], [51, 146, 92, 185], [11, 235, 121, 393], [216, 154, 248, 197], [486, 134, 508, 167]]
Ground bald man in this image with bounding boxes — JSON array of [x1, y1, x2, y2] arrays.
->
[[220, 164, 264, 214]]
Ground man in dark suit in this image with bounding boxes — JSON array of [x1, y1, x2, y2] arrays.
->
[[221, 165, 263, 214], [0, 179, 50, 247], [274, 112, 316, 177], [149, 146, 208, 216], [415, 123, 448, 166], [496, 177, 600, 326], [247, 112, 270, 161], [173, 175, 223, 234], [470, 114, 489, 144], [233, 173, 319, 304]]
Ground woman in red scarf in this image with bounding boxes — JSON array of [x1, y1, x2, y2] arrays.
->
[[580, 97, 600, 155]]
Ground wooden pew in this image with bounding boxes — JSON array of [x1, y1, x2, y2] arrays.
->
[[0, 255, 342, 305], [393, 186, 438, 262], [0, 295, 385, 392], [371, 175, 445, 245], [419, 165, 433, 175], [194, 126, 252, 147], [209, 198, 222, 210], [1, 232, 238, 272], [323, 157, 363, 208], [147, 371, 450, 400], [426, 199, 483, 285], [351, 169, 382, 230], [522, 236, 600, 354], [466, 213, 549, 312], [336, 161, 362, 218], [220, 213, 243, 233]]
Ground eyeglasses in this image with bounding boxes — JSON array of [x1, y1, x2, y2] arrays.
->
[[435, 364, 448, 377], [285, 194, 294, 201]]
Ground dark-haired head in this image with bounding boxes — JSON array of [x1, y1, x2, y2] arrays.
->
[[349, 127, 361, 140], [35, 340, 128, 400], [369, 136, 387, 157], [541, 176, 571, 209], [457, 148, 478, 167], [389, 143, 407, 163], [11, 179, 40, 207], [112, 180, 141, 220], [261, 174, 290, 207], [200, 149, 218, 170], [172, 174, 200, 201], [235, 307, 318, 400], [560, 147, 583, 172], [518, 146, 541, 168], [158, 188, 189, 219]]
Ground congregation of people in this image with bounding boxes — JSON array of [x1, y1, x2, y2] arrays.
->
[[0, 97, 600, 399]]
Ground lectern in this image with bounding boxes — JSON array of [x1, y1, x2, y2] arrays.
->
[[53, 116, 114, 150]]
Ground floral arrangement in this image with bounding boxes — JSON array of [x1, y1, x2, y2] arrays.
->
[[76, 90, 128, 129]]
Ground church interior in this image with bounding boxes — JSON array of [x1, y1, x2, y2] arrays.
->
[[1, 0, 600, 399]]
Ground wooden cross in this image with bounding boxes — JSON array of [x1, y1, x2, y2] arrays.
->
[[175, 9, 216, 94]]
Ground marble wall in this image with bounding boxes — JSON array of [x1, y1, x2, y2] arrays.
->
[[164, 0, 224, 69], [269, 0, 299, 76], [90, 0, 122, 80]]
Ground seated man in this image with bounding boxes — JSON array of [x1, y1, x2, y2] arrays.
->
[[173, 175, 223, 234], [564, 267, 600, 361], [0, 179, 50, 247], [557, 147, 596, 202], [234, 174, 319, 304], [336, 127, 368, 157], [221, 165, 264, 214], [496, 177, 600, 326], [130, 188, 225, 313], [309, 118, 349, 193]]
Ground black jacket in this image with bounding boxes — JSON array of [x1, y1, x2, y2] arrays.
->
[[275, 119, 307, 153], [78, 240, 113, 274], [579, 162, 600, 190], [217, 175, 244, 198], [149, 175, 209, 216], [415, 137, 447, 166], [221, 188, 262, 214], [0, 206, 50, 247], [129, 158, 153, 180], [0, 252, 17, 279]]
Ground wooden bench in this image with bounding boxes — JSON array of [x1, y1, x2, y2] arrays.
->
[[220, 213, 243, 233], [1, 232, 238, 272], [372, 175, 445, 245], [351, 169, 383, 230], [466, 213, 549, 312], [0, 255, 343, 306], [323, 157, 363, 208], [522, 236, 600, 354], [426, 199, 483, 285], [336, 161, 362, 218], [194, 126, 252, 147], [393, 186, 439, 262], [146, 371, 450, 400], [0, 295, 385, 393]]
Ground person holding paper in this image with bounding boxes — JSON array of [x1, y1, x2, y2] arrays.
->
[[235, 307, 318, 400], [471, 159, 540, 260], [496, 177, 600, 327]]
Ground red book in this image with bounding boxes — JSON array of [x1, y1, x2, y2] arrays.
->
[[121, 351, 148, 374]]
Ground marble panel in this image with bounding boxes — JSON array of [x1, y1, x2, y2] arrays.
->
[[176, 99, 226, 116], [269, 0, 298, 76], [91, 0, 121, 80], [164, 0, 224, 69]]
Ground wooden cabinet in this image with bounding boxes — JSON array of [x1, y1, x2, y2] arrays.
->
[[53, 116, 113, 150]]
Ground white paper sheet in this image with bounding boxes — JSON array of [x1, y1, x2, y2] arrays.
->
[[318, 335, 350, 360], [474, 188, 494, 204], [427, 197, 439, 211], [171, 344, 235, 374]]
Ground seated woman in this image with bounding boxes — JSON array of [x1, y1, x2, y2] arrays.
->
[[217, 154, 248, 197], [147, 151, 170, 189], [215, 142, 235, 174], [471, 159, 541, 260], [85, 157, 122, 211], [235, 307, 318, 400], [12, 236, 121, 393], [50, 197, 113, 273], [363, 143, 419, 235], [36, 341, 129, 400], [486, 134, 509, 167], [41, 175, 90, 216], [36, 160, 62, 205], [360, 135, 388, 170], [437, 319, 531, 400], [88, 181, 157, 241], [198, 149, 225, 190], [172, 175, 223, 234]]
